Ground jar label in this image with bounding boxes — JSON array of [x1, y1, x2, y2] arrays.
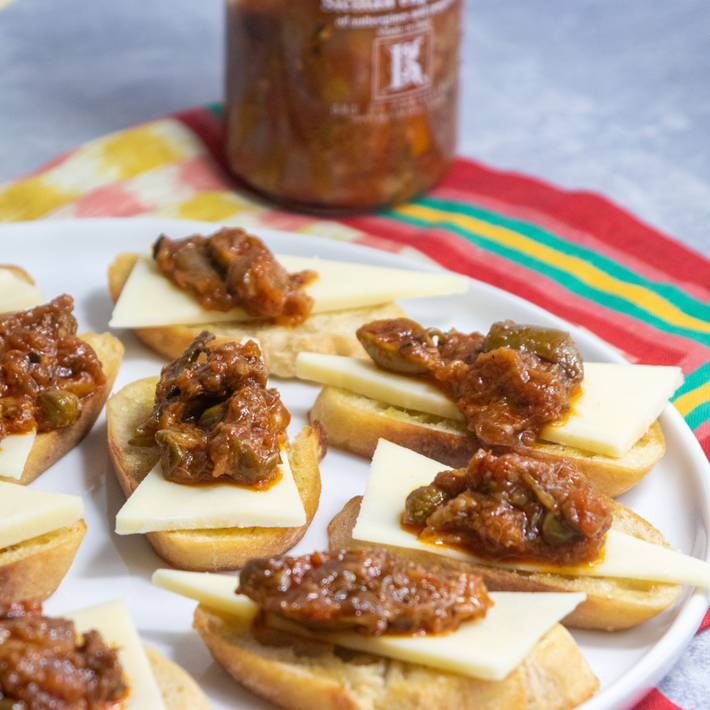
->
[[321, 0, 459, 122]]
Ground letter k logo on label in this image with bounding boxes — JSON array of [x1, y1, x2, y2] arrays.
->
[[388, 37, 424, 91], [372, 28, 433, 100]]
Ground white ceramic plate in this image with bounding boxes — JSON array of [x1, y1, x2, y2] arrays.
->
[[1, 217, 708, 710]]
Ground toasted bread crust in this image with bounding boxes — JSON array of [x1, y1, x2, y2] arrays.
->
[[310, 385, 473, 467], [106, 377, 325, 571], [525, 427, 665, 498], [0, 264, 35, 285], [327, 496, 681, 631], [0, 331, 124, 486], [193, 604, 597, 710], [108, 252, 406, 378], [309, 386, 666, 498], [0, 520, 87, 604], [145, 646, 212, 710]]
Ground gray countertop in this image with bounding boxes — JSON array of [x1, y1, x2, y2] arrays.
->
[[1, 0, 708, 259], [1, 2, 709, 708]]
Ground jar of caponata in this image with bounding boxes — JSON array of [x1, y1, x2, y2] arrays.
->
[[224, 0, 462, 213]]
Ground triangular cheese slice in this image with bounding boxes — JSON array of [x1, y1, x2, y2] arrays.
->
[[0, 480, 83, 549], [152, 568, 586, 681], [297, 353, 463, 420], [352, 440, 710, 587], [110, 251, 468, 328], [0, 269, 44, 314], [540, 363, 684, 456], [0, 430, 37, 480], [65, 600, 167, 710], [115, 450, 306, 534]]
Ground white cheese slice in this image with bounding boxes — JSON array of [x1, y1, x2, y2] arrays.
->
[[0, 268, 45, 313], [115, 449, 306, 534], [109, 251, 468, 328], [0, 430, 36, 480], [352, 440, 710, 587], [297, 354, 682, 457], [152, 568, 585, 681], [153, 568, 248, 617], [65, 599, 167, 710], [297, 353, 464, 421], [540, 363, 684, 456], [0, 481, 83, 549]]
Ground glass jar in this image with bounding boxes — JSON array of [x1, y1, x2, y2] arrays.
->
[[224, 0, 462, 214]]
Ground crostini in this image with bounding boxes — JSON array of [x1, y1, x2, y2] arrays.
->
[[107, 228, 468, 377], [0, 483, 86, 604], [298, 318, 682, 496], [0, 598, 211, 710], [0, 294, 124, 485], [325, 440, 710, 631], [107, 333, 324, 571], [152, 553, 599, 710]]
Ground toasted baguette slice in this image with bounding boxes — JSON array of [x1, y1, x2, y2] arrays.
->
[[108, 253, 406, 378], [0, 519, 87, 604], [310, 385, 666, 498], [106, 376, 325, 571], [328, 496, 681, 632], [145, 646, 212, 710], [0, 331, 124, 486], [193, 603, 598, 710]]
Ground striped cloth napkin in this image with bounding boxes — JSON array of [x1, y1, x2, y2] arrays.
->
[[1, 103, 709, 710]]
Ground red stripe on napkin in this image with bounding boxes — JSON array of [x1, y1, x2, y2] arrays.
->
[[699, 604, 710, 632], [633, 688, 683, 710], [441, 160, 710, 291]]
